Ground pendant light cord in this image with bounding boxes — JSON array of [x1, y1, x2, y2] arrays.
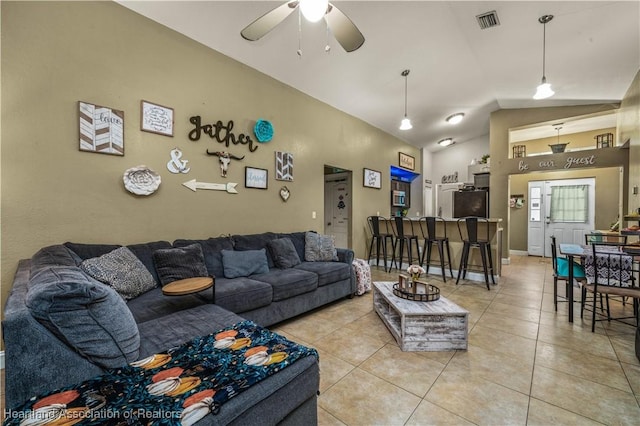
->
[[541, 20, 547, 80], [402, 69, 410, 117]]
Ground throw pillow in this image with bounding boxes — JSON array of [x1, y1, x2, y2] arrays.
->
[[268, 238, 301, 269], [304, 232, 338, 262], [221, 249, 269, 278], [153, 243, 209, 286], [80, 247, 156, 300]]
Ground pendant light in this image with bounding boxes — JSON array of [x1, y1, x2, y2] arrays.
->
[[399, 69, 412, 130], [533, 14, 555, 100]]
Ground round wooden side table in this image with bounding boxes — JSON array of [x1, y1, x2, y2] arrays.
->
[[162, 276, 214, 302]]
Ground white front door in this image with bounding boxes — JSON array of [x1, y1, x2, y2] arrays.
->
[[527, 178, 595, 257], [324, 173, 351, 248]]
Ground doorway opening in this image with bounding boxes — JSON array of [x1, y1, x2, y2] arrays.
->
[[324, 165, 352, 249]]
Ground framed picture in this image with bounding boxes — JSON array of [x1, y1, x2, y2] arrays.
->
[[79, 101, 124, 156], [245, 167, 268, 189], [363, 168, 381, 189], [140, 100, 174, 136], [399, 152, 415, 170], [275, 151, 293, 181]]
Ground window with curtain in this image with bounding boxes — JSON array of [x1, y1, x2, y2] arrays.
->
[[550, 185, 589, 222]]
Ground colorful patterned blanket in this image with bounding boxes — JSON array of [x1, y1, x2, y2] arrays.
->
[[4, 321, 318, 426]]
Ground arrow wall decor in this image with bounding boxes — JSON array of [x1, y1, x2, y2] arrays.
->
[[182, 179, 238, 194]]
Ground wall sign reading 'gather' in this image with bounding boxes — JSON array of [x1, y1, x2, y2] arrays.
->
[[188, 117, 259, 153]]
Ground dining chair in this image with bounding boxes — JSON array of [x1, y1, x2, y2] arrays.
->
[[581, 243, 640, 332], [550, 236, 587, 312], [418, 216, 453, 282], [366, 216, 394, 272], [456, 217, 495, 290], [390, 216, 420, 271], [584, 232, 627, 246]]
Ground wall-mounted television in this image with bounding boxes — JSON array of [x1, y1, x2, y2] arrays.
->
[[453, 190, 489, 218]]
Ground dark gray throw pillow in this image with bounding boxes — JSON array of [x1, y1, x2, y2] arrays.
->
[[80, 247, 156, 300], [268, 238, 301, 269], [221, 249, 270, 278], [304, 232, 338, 262], [153, 243, 209, 286]]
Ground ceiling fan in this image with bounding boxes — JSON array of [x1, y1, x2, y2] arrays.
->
[[240, 0, 365, 53]]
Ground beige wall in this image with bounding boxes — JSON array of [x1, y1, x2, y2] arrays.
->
[[489, 104, 622, 257], [620, 70, 640, 212], [509, 167, 622, 252], [0, 1, 419, 314], [512, 127, 617, 157]]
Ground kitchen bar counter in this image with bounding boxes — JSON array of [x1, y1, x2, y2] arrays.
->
[[377, 217, 503, 281]]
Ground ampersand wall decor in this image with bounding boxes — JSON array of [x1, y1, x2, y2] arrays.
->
[[166, 148, 190, 174]]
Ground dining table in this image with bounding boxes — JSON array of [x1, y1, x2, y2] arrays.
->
[[558, 243, 635, 322]]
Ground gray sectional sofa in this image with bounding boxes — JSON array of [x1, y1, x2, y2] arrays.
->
[[3, 231, 355, 424]]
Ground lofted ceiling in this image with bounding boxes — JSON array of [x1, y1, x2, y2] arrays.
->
[[118, 1, 640, 151]]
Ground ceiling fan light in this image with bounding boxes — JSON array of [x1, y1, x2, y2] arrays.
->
[[446, 113, 465, 125], [533, 81, 554, 100], [300, 0, 329, 22], [438, 138, 454, 147], [399, 117, 413, 130]]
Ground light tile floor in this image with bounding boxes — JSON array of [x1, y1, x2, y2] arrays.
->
[[272, 255, 640, 425], [2, 255, 639, 425]]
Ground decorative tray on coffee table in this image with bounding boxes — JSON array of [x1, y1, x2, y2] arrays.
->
[[392, 280, 440, 302]]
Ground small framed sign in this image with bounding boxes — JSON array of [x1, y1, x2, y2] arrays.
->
[[399, 152, 415, 171], [79, 101, 124, 156], [140, 100, 174, 137], [245, 167, 268, 189], [363, 168, 382, 189]]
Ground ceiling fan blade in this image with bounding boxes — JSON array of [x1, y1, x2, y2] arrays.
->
[[241, 1, 298, 41], [325, 3, 365, 52]]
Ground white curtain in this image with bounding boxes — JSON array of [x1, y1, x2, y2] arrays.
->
[[550, 185, 589, 223]]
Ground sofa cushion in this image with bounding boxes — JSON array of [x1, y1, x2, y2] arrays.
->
[[80, 247, 156, 300], [127, 287, 211, 324], [304, 232, 338, 262], [126, 241, 172, 284], [252, 269, 318, 301], [26, 265, 139, 368], [137, 304, 245, 358], [295, 261, 352, 287], [173, 236, 234, 278], [153, 243, 209, 286], [267, 238, 301, 269], [222, 249, 270, 278], [214, 277, 273, 313], [232, 232, 278, 268], [63, 242, 122, 260], [30, 245, 80, 273], [278, 232, 307, 262]]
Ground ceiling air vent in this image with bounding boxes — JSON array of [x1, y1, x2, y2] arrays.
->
[[476, 11, 500, 29]]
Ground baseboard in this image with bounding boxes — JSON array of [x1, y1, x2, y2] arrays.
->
[[1, 350, 4, 369], [502, 257, 511, 265], [510, 250, 529, 256]]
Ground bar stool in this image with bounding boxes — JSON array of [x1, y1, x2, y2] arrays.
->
[[456, 217, 495, 290], [391, 216, 420, 271], [418, 216, 453, 282], [366, 216, 394, 272]]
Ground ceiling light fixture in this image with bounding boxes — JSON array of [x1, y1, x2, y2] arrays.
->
[[399, 69, 412, 130], [299, 0, 329, 23], [533, 14, 555, 100], [446, 113, 465, 125], [438, 138, 454, 147]]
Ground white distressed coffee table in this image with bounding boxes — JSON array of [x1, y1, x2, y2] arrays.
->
[[373, 281, 468, 351]]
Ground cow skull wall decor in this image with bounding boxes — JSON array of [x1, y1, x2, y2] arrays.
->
[[206, 150, 245, 177]]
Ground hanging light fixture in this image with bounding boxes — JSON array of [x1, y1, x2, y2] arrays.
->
[[399, 69, 412, 130], [533, 14, 555, 100], [300, 0, 329, 23]]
